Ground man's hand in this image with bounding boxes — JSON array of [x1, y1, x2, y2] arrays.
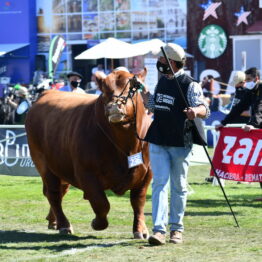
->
[[242, 125, 255, 132], [183, 105, 207, 120], [140, 84, 150, 105], [215, 124, 224, 131], [183, 107, 198, 120]]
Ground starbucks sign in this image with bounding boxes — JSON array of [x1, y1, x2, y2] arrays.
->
[[198, 24, 227, 59]]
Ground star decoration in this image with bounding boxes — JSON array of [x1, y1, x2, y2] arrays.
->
[[199, 0, 222, 21], [235, 6, 251, 26]]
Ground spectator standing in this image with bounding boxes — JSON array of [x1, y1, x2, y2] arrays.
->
[[227, 71, 250, 124], [215, 67, 262, 197], [33, 68, 45, 86], [86, 71, 107, 95], [141, 43, 209, 245], [201, 75, 215, 101], [7, 86, 31, 124], [59, 71, 85, 94], [91, 64, 104, 75], [216, 67, 261, 130]]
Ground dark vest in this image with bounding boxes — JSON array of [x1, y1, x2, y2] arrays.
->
[[144, 74, 206, 147], [249, 82, 262, 128]]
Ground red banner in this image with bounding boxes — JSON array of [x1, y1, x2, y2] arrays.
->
[[211, 127, 262, 182]]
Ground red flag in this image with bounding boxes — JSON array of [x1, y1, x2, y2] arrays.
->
[[211, 127, 262, 182]]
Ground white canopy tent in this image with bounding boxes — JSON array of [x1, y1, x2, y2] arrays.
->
[[75, 37, 194, 60], [75, 37, 137, 59], [131, 39, 166, 56], [132, 39, 194, 58], [74, 38, 194, 72]]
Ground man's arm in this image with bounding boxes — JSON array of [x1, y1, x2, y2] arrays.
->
[[186, 81, 210, 120], [184, 105, 207, 120], [221, 92, 252, 126], [140, 84, 155, 113]]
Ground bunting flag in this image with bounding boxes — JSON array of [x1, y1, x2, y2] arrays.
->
[[48, 35, 66, 80], [235, 6, 251, 26], [199, 0, 222, 21]]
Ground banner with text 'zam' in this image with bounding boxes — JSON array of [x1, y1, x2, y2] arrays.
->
[[211, 127, 262, 182]]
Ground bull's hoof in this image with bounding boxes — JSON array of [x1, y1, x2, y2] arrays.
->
[[59, 226, 74, 235], [48, 222, 57, 230], [134, 232, 144, 239], [133, 230, 149, 240], [91, 218, 108, 231], [143, 231, 149, 240]]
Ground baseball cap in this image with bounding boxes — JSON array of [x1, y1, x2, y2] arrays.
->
[[229, 71, 245, 87], [67, 71, 83, 79], [154, 43, 186, 62]]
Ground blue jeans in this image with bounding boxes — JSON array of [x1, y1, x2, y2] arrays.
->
[[149, 143, 192, 233]]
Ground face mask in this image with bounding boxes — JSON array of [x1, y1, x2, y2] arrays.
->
[[245, 81, 256, 90], [70, 81, 80, 88], [156, 61, 172, 75]]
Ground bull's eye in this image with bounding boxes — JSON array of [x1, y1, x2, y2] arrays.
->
[[117, 100, 122, 105]]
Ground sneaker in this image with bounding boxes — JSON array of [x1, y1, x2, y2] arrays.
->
[[169, 231, 183, 244], [148, 232, 166, 245]]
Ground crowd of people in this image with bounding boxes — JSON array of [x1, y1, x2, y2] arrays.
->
[[0, 63, 126, 124]]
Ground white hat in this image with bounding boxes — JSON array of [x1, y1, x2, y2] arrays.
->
[[154, 43, 186, 62], [229, 71, 246, 87]]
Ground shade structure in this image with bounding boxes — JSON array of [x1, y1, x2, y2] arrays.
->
[[132, 39, 194, 58], [0, 43, 29, 56], [75, 37, 137, 59], [75, 37, 194, 60], [131, 39, 166, 56]]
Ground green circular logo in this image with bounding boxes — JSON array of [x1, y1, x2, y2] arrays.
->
[[198, 24, 227, 59]]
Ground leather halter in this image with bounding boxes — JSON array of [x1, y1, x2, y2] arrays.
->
[[112, 76, 144, 106]]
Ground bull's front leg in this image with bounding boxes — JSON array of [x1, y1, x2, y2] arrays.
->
[[82, 177, 110, 231], [130, 168, 152, 239]]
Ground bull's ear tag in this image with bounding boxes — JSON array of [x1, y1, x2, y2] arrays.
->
[[128, 152, 143, 168]]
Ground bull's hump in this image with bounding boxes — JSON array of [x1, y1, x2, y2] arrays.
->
[[38, 91, 98, 107]]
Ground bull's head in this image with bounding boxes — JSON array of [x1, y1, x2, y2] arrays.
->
[[95, 68, 147, 124]]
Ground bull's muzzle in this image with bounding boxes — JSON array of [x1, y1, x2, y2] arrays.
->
[[106, 103, 125, 123]]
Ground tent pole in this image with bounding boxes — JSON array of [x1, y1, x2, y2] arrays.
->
[[104, 58, 107, 73]]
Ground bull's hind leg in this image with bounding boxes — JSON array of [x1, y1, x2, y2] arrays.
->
[[43, 172, 73, 234], [44, 183, 70, 231], [130, 168, 152, 239]]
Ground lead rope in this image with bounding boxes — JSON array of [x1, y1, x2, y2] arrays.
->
[[94, 97, 128, 156], [130, 92, 146, 153]]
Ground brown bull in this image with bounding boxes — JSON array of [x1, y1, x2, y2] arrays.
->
[[25, 69, 152, 239]]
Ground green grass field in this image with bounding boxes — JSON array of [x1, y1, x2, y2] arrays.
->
[[0, 163, 261, 262]]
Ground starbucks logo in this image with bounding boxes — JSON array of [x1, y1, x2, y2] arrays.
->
[[198, 24, 227, 59]]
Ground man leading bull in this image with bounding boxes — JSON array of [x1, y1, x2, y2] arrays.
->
[[141, 43, 210, 245]]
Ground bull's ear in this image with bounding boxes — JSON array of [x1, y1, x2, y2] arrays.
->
[[95, 71, 106, 91], [136, 67, 147, 82]]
